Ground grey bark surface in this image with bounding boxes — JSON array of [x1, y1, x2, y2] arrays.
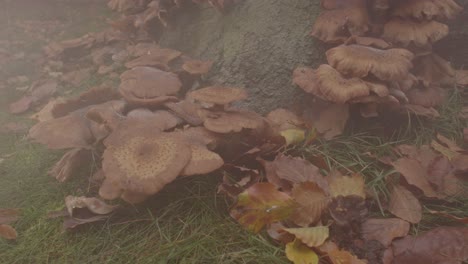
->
[[160, 0, 325, 114]]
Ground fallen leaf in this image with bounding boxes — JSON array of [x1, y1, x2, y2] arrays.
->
[[65, 196, 118, 216], [388, 185, 422, 224], [30, 97, 65, 122], [318, 241, 367, 264], [9, 96, 33, 114], [280, 129, 306, 146], [361, 218, 410, 247], [270, 154, 329, 193], [431, 141, 457, 160], [63, 215, 109, 230], [392, 227, 468, 264], [405, 105, 440, 118], [328, 171, 366, 199], [436, 134, 464, 152], [0, 224, 17, 240], [284, 226, 329, 247], [464, 128, 468, 143], [230, 183, 295, 233], [291, 182, 330, 227], [455, 70, 468, 86], [30, 80, 57, 103], [427, 156, 463, 196], [307, 103, 349, 140], [392, 158, 438, 198], [428, 210, 468, 224], [285, 239, 319, 264], [0, 208, 20, 224]]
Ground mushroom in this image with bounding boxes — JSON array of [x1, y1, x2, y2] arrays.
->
[[119, 67, 181, 107], [187, 86, 248, 109], [266, 109, 305, 132], [311, 7, 370, 43], [391, 0, 463, 20], [182, 59, 214, 75], [85, 100, 127, 132], [198, 109, 266, 134], [164, 100, 204, 126], [344, 36, 391, 49], [180, 144, 224, 176], [101, 129, 192, 197], [126, 109, 182, 131], [406, 86, 446, 108], [321, 0, 367, 9], [412, 53, 456, 87], [382, 18, 449, 47], [49, 148, 92, 182], [124, 48, 181, 70], [326, 44, 414, 81]]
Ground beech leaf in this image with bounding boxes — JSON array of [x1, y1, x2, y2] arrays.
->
[[0, 224, 17, 240], [328, 171, 365, 199], [388, 185, 422, 224], [0, 208, 20, 225], [284, 226, 329, 248], [230, 183, 296, 233], [280, 129, 306, 146], [291, 182, 330, 227], [392, 158, 438, 198], [285, 239, 319, 264], [318, 242, 367, 264], [361, 218, 410, 247]]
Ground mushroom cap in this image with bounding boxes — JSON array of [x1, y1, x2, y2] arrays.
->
[[382, 18, 449, 47], [391, 0, 463, 20], [326, 44, 414, 81], [182, 59, 214, 75], [99, 177, 123, 200], [198, 109, 266, 134], [124, 48, 181, 70], [311, 8, 369, 43], [314, 64, 371, 103], [180, 144, 224, 176], [321, 0, 367, 9], [407, 87, 446, 108], [175, 126, 221, 148], [103, 131, 192, 195], [85, 100, 127, 132], [266, 109, 304, 131], [126, 109, 182, 131], [188, 86, 248, 106], [412, 53, 455, 87], [119, 67, 182, 106], [345, 36, 391, 49], [293, 67, 318, 94]]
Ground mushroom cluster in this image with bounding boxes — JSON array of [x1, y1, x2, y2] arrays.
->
[[295, 0, 463, 118]]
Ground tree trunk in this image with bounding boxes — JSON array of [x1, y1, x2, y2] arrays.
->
[[160, 0, 325, 114]]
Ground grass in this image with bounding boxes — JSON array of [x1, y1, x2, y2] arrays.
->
[[0, 0, 467, 263]]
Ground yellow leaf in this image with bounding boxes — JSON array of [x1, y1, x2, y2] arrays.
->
[[280, 129, 306, 146], [0, 224, 17, 240], [284, 226, 329, 247], [286, 239, 319, 264], [328, 171, 365, 198]]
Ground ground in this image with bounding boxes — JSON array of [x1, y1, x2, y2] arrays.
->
[[0, 1, 467, 263]]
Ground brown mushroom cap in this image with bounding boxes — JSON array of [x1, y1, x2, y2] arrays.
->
[[292, 67, 318, 94], [412, 53, 456, 87], [391, 0, 463, 20], [164, 100, 203, 126], [345, 36, 391, 49], [99, 177, 123, 200], [126, 109, 182, 131], [119, 67, 182, 106], [182, 59, 214, 75], [188, 86, 248, 106], [124, 48, 181, 70], [311, 8, 369, 43], [407, 87, 446, 107], [310, 64, 372, 103], [382, 18, 449, 47], [102, 131, 192, 196], [180, 144, 224, 176], [321, 0, 367, 9], [198, 109, 266, 134], [326, 44, 414, 81], [266, 109, 304, 131], [175, 126, 221, 148], [85, 100, 127, 132]]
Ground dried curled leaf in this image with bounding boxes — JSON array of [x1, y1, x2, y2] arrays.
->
[[49, 148, 92, 182], [230, 183, 295, 233], [286, 240, 319, 264], [328, 171, 366, 199]]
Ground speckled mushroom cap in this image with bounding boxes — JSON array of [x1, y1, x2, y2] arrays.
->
[[198, 109, 266, 134], [314, 64, 371, 103], [382, 19, 449, 47], [119, 67, 182, 106], [182, 59, 214, 75], [326, 44, 414, 81], [188, 86, 248, 106], [102, 130, 192, 196], [391, 0, 463, 20], [311, 7, 369, 43]]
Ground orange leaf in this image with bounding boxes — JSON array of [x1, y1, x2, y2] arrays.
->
[[0, 224, 17, 240]]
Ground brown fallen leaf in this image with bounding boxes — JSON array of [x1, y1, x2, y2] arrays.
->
[[65, 196, 118, 216], [318, 241, 367, 264], [0, 224, 17, 240], [428, 210, 468, 224], [9, 96, 33, 114], [392, 227, 468, 264], [328, 171, 366, 199], [455, 70, 468, 86], [266, 222, 294, 244], [388, 185, 422, 224], [392, 158, 438, 198], [361, 218, 410, 247], [0, 208, 20, 224], [464, 128, 468, 143], [304, 102, 350, 140], [404, 104, 440, 118], [230, 183, 296, 233], [63, 215, 109, 230], [436, 134, 464, 152], [30, 97, 66, 122], [284, 226, 329, 247], [291, 182, 330, 227]]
